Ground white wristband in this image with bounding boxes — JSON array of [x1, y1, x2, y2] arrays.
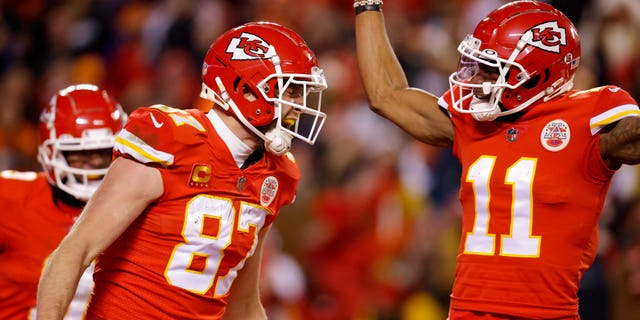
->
[[353, 0, 383, 8]]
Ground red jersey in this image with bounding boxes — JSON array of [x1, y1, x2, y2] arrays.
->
[[0, 171, 94, 320], [437, 86, 640, 318], [89, 105, 299, 319]]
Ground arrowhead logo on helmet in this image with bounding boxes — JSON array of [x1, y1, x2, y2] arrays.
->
[[226, 32, 276, 60], [524, 21, 567, 53]]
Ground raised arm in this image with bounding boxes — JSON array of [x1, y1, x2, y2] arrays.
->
[[354, 3, 454, 147], [36, 157, 163, 320]]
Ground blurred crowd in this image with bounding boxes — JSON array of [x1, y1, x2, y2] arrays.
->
[[1, 0, 639, 319]]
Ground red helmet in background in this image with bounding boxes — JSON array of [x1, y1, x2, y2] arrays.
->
[[449, 1, 581, 121], [38, 84, 127, 201], [200, 21, 327, 155]]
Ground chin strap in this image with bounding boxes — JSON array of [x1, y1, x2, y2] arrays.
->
[[264, 47, 292, 155], [202, 77, 292, 156], [264, 127, 292, 155], [468, 96, 500, 121]]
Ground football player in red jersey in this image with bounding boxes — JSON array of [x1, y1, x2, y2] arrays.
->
[[355, 0, 640, 319], [0, 84, 127, 320], [37, 21, 327, 320]]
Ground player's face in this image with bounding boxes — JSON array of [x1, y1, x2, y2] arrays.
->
[[456, 57, 501, 99], [64, 149, 112, 171], [280, 84, 304, 128], [470, 64, 500, 99]]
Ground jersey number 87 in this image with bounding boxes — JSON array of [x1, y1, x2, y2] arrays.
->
[[164, 195, 269, 296]]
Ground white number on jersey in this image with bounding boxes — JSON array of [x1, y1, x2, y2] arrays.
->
[[464, 156, 542, 257]]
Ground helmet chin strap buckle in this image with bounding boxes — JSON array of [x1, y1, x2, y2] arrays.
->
[[482, 82, 492, 95], [470, 97, 500, 121], [264, 128, 292, 155]]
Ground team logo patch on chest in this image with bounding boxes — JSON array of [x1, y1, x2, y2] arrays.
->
[[260, 176, 279, 207], [540, 119, 570, 152]]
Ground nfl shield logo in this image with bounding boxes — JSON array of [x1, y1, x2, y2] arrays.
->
[[506, 127, 518, 143]]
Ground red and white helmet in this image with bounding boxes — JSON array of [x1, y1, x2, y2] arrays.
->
[[449, 1, 581, 121], [38, 84, 127, 201], [200, 21, 327, 155]]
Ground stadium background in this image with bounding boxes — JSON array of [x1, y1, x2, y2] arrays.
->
[[1, 0, 639, 319]]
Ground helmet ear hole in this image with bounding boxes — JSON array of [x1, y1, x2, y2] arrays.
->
[[542, 69, 550, 83], [241, 84, 259, 102], [232, 77, 242, 93], [522, 74, 541, 89]]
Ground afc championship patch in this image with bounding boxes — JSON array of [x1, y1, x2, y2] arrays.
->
[[260, 176, 279, 207], [540, 119, 570, 152]]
